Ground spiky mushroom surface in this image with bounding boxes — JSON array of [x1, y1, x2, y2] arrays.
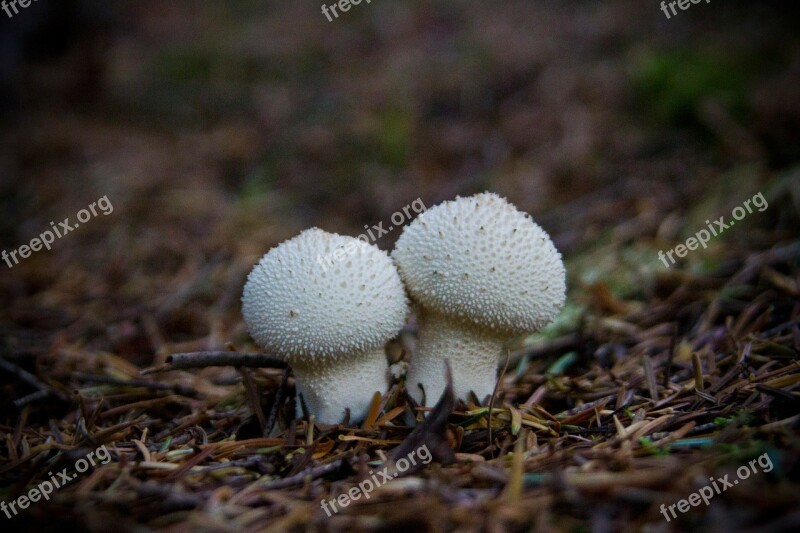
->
[[392, 192, 566, 404], [242, 228, 408, 424]]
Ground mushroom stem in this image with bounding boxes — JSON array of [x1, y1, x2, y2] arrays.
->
[[406, 311, 503, 406], [289, 348, 389, 425]]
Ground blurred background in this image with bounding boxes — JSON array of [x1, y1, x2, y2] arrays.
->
[[1, 0, 798, 374], [1, 1, 799, 530]]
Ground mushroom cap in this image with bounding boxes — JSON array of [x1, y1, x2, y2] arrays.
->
[[392, 192, 565, 335], [242, 228, 408, 359]]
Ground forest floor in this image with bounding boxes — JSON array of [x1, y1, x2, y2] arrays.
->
[[1, 1, 799, 531]]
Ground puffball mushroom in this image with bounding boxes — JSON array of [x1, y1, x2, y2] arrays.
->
[[392, 192, 566, 405], [242, 228, 408, 424]]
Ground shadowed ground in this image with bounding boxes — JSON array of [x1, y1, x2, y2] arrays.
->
[[1, 1, 798, 531]]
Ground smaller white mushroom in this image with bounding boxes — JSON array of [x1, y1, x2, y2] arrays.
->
[[242, 228, 408, 424], [392, 192, 566, 404]]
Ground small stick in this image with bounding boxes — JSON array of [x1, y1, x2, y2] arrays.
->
[[258, 459, 342, 490], [692, 352, 705, 392], [643, 354, 659, 401], [73, 372, 197, 397], [265, 368, 291, 437], [1, 358, 65, 406], [663, 324, 677, 388], [141, 352, 286, 374], [0, 357, 47, 391], [13, 390, 50, 409], [239, 368, 266, 435], [488, 349, 511, 458]]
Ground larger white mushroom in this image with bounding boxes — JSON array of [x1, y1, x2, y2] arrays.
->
[[392, 192, 566, 405], [242, 228, 408, 424]]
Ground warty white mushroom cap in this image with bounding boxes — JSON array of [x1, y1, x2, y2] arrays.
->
[[392, 192, 566, 335], [242, 228, 409, 359]]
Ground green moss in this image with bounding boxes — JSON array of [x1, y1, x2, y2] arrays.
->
[[376, 108, 413, 169], [154, 48, 219, 84], [632, 48, 751, 128]]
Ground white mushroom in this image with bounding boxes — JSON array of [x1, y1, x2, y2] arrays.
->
[[392, 192, 566, 404], [242, 228, 408, 424]]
